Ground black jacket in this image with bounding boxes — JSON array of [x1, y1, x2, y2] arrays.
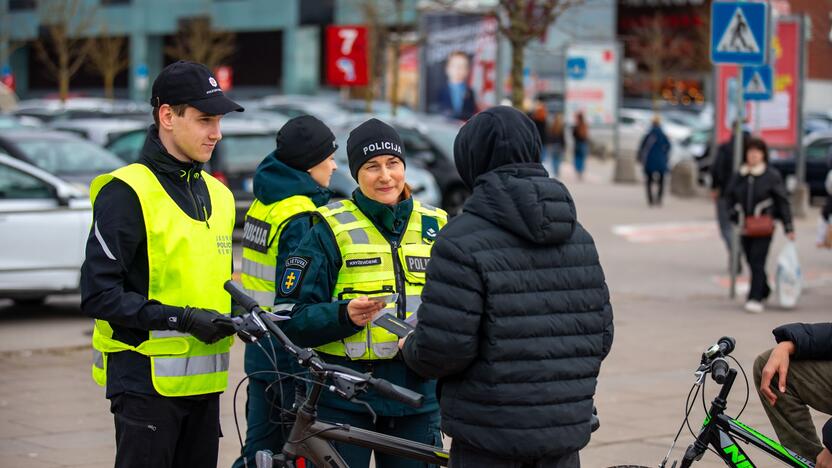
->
[[772, 323, 832, 451], [710, 132, 750, 196], [725, 164, 794, 234], [402, 107, 614, 460], [80, 125, 216, 398]]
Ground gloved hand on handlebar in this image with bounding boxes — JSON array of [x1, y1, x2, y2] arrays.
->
[[176, 306, 236, 344]]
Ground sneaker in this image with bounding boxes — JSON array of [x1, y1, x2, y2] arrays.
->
[[744, 301, 764, 314]]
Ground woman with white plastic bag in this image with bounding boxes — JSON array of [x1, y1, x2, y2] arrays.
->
[[725, 137, 795, 313], [775, 241, 802, 308]]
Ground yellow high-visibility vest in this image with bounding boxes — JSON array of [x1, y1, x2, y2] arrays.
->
[[240, 195, 316, 311], [89, 163, 235, 397], [315, 199, 446, 360]]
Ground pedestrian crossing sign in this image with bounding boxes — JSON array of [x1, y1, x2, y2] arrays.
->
[[711, 2, 769, 65], [742, 65, 773, 100]]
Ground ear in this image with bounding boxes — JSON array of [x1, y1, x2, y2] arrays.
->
[[158, 104, 175, 131]]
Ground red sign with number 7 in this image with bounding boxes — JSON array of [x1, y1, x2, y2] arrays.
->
[[326, 25, 369, 87]]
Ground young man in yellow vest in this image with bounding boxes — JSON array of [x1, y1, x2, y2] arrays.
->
[[81, 61, 243, 468], [234, 115, 338, 468]]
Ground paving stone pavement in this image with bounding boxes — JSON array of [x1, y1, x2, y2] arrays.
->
[[1, 159, 830, 468]]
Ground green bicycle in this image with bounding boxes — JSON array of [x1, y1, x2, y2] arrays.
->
[[614, 337, 815, 468]]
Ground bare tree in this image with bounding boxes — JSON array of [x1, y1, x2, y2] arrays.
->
[[625, 13, 697, 109], [494, 0, 582, 107], [32, 0, 97, 102], [86, 27, 129, 100], [164, 17, 235, 70]]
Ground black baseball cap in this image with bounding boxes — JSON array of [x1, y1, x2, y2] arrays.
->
[[150, 61, 244, 115]]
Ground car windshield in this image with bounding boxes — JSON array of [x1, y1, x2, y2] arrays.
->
[[15, 137, 124, 175], [219, 134, 275, 172]]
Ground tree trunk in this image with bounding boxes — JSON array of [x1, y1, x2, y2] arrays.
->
[[59, 71, 69, 102], [104, 71, 115, 100], [510, 39, 525, 108]]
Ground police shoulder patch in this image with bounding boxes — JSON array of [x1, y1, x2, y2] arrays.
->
[[279, 256, 311, 297], [421, 215, 440, 244]]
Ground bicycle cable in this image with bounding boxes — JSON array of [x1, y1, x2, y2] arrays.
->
[[696, 372, 722, 459], [727, 355, 750, 419], [661, 383, 699, 467]]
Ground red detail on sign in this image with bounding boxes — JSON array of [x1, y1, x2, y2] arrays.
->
[[716, 19, 801, 148], [326, 25, 369, 87], [603, 50, 613, 62], [0, 73, 15, 92], [214, 66, 232, 92]]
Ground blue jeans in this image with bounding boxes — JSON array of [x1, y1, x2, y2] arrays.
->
[[573, 141, 587, 175], [545, 143, 562, 176]]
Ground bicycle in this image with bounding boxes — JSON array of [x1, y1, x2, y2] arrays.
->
[[224, 280, 450, 468], [611, 337, 816, 468]]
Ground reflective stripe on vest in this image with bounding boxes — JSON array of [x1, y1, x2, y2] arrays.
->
[[88, 163, 235, 396], [240, 195, 316, 311], [314, 199, 447, 360]]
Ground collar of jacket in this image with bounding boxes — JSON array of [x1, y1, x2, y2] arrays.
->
[[253, 150, 331, 206], [352, 188, 413, 240], [739, 163, 766, 177], [139, 124, 205, 177]]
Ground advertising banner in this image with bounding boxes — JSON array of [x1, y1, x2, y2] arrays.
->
[[564, 43, 619, 125], [326, 25, 369, 87], [421, 13, 498, 120]]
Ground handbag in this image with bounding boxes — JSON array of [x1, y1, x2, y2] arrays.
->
[[743, 214, 775, 237]]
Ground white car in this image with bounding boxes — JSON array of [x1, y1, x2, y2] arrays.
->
[[0, 153, 91, 304], [589, 108, 694, 160]]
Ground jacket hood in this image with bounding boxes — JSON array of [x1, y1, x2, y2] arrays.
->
[[253, 150, 331, 206], [464, 163, 577, 245], [453, 106, 541, 190]]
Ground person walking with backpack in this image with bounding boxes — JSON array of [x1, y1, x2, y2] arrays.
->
[[637, 116, 671, 206]]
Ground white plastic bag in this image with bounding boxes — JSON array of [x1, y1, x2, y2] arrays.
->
[[775, 241, 802, 308]]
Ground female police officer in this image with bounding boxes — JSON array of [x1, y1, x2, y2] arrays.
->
[[277, 118, 447, 467], [233, 115, 338, 468]]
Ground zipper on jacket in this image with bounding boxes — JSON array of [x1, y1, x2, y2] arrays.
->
[[746, 176, 755, 216], [389, 240, 407, 319], [185, 168, 208, 225]]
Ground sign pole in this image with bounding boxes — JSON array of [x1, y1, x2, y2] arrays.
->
[[729, 87, 744, 300]]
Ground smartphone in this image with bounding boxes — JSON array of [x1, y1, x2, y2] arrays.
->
[[372, 312, 415, 338]]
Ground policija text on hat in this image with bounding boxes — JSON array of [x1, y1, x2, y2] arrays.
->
[[80, 60, 244, 468]]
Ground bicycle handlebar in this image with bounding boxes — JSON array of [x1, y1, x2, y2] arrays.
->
[[224, 280, 424, 409]]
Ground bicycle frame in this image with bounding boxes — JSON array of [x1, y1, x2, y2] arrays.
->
[[272, 370, 449, 467], [679, 369, 815, 468]]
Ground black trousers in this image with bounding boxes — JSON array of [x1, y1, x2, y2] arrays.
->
[[645, 171, 665, 205], [110, 392, 221, 468], [741, 235, 773, 301], [449, 440, 580, 468]]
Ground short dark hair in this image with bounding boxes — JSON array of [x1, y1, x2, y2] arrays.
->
[[744, 137, 769, 163], [152, 103, 189, 127]]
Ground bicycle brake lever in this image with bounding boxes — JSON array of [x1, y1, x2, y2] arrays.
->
[[350, 397, 377, 424]]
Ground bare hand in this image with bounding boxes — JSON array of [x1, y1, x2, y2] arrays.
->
[[710, 190, 719, 201], [347, 296, 384, 327], [398, 332, 410, 350], [817, 448, 832, 468], [786, 231, 796, 241], [760, 341, 796, 406]]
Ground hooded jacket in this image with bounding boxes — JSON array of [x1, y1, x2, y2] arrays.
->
[[402, 107, 614, 460]]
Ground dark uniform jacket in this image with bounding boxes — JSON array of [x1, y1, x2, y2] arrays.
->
[[401, 107, 614, 460], [243, 152, 331, 377], [80, 125, 219, 398], [725, 164, 794, 234], [772, 322, 832, 451], [277, 190, 439, 417]]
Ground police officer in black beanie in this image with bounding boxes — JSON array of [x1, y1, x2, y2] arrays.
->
[[234, 114, 338, 468], [274, 117, 447, 467]]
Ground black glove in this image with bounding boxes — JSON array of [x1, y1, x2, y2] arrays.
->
[[176, 307, 236, 344]]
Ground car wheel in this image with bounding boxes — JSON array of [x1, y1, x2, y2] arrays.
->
[[442, 186, 470, 217], [12, 296, 47, 307]]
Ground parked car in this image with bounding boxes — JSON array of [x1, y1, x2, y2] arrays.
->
[[0, 153, 91, 304], [13, 98, 150, 123], [336, 114, 468, 215], [48, 118, 148, 146], [589, 108, 693, 161], [770, 131, 832, 198], [0, 128, 125, 187]]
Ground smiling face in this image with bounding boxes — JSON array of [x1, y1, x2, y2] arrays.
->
[[357, 154, 405, 206], [307, 153, 338, 188], [159, 104, 223, 163]]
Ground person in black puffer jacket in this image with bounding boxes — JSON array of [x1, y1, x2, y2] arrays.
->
[[724, 137, 794, 313], [400, 106, 614, 467]]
